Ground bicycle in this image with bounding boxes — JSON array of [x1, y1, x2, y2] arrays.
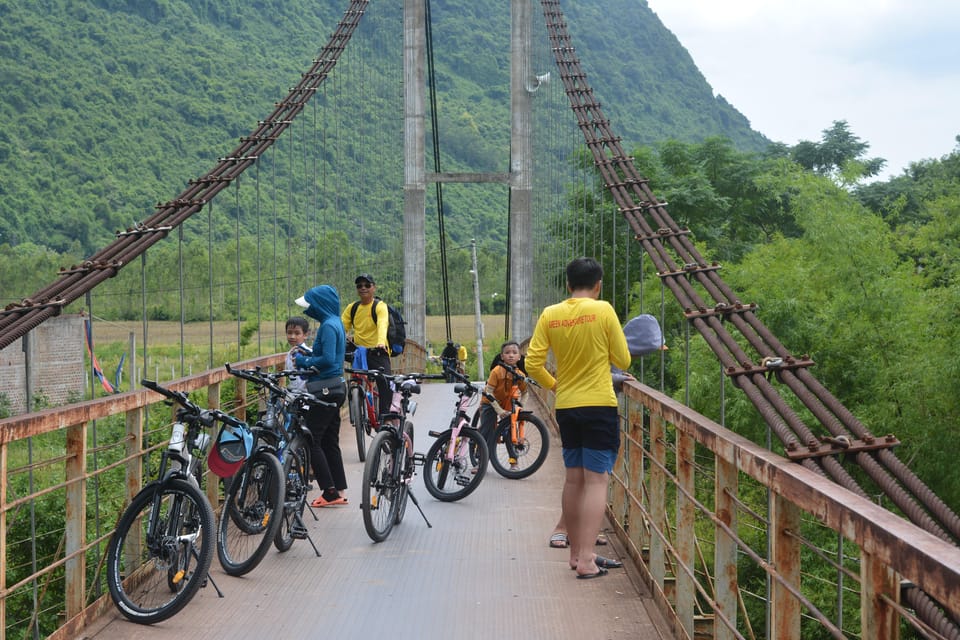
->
[[422, 367, 490, 502], [346, 366, 381, 462], [347, 368, 445, 542], [471, 362, 550, 479], [214, 365, 287, 576], [225, 363, 325, 557], [105, 379, 225, 624]]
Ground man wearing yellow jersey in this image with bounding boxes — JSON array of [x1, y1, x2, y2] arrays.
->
[[525, 257, 631, 580], [342, 273, 392, 418]]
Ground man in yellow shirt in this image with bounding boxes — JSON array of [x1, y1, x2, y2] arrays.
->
[[525, 257, 631, 579], [342, 273, 392, 418]]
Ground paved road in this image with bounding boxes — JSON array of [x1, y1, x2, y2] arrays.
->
[[82, 381, 667, 640]]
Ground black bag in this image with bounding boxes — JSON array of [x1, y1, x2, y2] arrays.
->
[[306, 376, 346, 407]]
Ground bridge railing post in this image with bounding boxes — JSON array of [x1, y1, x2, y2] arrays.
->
[[64, 420, 87, 620]]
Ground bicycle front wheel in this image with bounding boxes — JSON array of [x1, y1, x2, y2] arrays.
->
[[393, 421, 415, 525], [490, 413, 550, 479], [106, 478, 215, 625], [217, 450, 284, 575], [361, 429, 402, 542], [274, 435, 311, 552], [423, 428, 489, 502], [348, 384, 367, 462]]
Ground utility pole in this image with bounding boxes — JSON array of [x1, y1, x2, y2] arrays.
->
[[470, 239, 484, 379]]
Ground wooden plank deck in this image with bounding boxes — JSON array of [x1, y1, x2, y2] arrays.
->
[[80, 382, 668, 640]]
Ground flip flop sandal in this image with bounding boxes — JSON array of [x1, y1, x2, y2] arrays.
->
[[595, 555, 623, 569], [576, 567, 608, 580], [549, 532, 569, 548]]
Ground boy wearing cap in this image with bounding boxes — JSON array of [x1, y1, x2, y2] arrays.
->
[[342, 273, 393, 418]]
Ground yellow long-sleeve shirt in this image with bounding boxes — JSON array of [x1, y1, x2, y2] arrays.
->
[[525, 297, 630, 409]]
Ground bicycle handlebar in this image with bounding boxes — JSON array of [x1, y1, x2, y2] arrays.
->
[[498, 362, 542, 387], [225, 363, 338, 408], [142, 379, 246, 428], [346, 368, 446, 384], [443, 366, 472, 384]]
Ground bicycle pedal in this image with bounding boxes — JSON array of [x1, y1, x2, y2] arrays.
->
[[411, 452, 427, 465], [291, 524, 309, 539]]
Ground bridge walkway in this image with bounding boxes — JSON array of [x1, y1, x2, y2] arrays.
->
[[81, 381, 668, 640]]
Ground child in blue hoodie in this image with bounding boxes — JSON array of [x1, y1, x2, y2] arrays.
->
[[293, 285, 349, 506]]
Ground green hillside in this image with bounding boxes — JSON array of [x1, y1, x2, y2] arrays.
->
[[0, 0, 766, 261]]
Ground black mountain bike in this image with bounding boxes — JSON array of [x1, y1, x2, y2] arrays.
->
[[105, 380, 225, 624], [225, 364, 325, 556], [215, 367, 286, 576], [347, 368, 444, 542]]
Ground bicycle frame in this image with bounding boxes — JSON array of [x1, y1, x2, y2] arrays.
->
[[445, 383, 480, 460], [348, 371, 381, 431]]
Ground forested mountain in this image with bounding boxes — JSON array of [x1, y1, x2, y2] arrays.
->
[[0, 0, 765, 261]]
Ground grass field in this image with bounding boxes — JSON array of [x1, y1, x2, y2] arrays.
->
[[91, 315, 507, 351], [88, 315, 512, 381]]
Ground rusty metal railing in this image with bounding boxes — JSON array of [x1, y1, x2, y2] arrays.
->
[[603, 380, 960, 640], [0, 343, 428, 640], [0, 354, 283, 639]]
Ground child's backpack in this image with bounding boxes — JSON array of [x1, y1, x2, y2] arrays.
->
[[349, 297, 407, 357]]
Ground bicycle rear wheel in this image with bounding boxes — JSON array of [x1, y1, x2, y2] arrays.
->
[[217, 450, 284, 575], [348, 384, 367, 462], [490, 413, 550, 479], [106, 478, 215, 624], [423, 428, 489, 502], [361, 429, 402, 542], [274, 435, 311, 552]]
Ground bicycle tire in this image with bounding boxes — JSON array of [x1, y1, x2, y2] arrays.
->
[[217, 449, 284, 575], [490, 413, 550, 479], [394, 421, 415, 525], [348, 384, 367, 462], [274, 435, 311, 552], [423, 426, 489, 502], [361, 429, 402, 542], [106, 478, 215, 625]]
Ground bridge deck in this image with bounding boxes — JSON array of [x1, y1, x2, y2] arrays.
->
[[82, 382, 666, 640]]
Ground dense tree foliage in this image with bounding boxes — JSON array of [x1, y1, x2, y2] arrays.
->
[[569, 127, 960, 509]]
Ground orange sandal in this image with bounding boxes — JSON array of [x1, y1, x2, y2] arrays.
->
[[311, 495, 347, 507]]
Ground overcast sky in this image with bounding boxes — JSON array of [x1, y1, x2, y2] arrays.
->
[[645, 0, 960, 179]]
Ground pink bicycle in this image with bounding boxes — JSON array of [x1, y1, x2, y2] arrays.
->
[[422, 366, 490, 502]]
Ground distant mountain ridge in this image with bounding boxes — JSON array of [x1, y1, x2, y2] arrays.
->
[[0, 0, 767, 257]]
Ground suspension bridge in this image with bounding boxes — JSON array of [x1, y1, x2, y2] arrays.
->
[[2, 1, 960, 639]]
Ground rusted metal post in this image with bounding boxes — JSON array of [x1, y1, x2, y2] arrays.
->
[[207, 381, 221, 507], [123, 406, 144, 561], [676, 428, 696, 638], [65, 421, 88, 619], [649, 412, 666, 589], [715, 454, 738, 640], [626, 396, 645, 552], [861, 550, 899, 640], [771, 493, 801, 639]]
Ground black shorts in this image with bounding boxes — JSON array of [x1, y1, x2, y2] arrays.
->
[[555, 406, 620, 454]]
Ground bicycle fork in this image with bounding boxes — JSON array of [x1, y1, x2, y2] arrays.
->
[[401, 431, 433, 529]]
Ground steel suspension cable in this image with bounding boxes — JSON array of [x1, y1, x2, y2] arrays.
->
[[424, 0, 452, 341]]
